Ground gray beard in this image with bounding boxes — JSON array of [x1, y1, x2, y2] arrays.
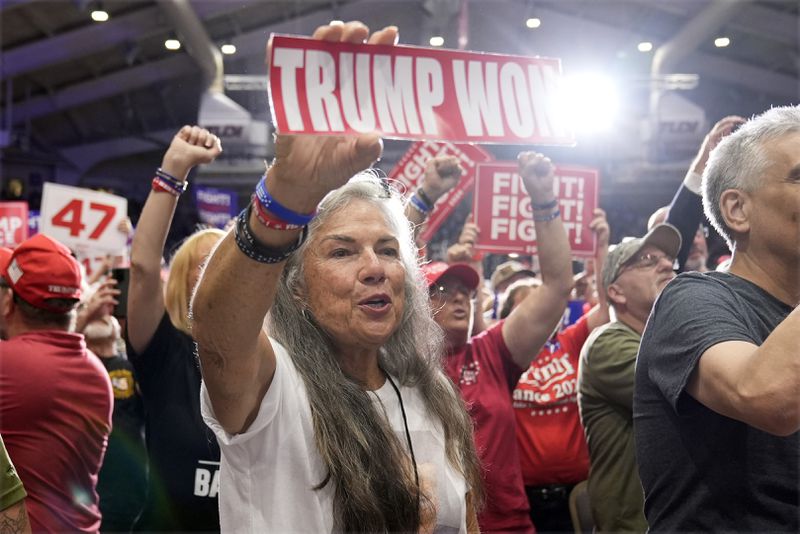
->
[[684, 256, 708, 272]]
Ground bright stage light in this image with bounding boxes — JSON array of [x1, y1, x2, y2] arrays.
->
[[429, 36, 444, 47], [165, 39, 181, 51], [557, 73, 620, 134], [714, 37, 730, 48], [91, 10, 109, 22], [638, 41, 653, 52], [526, 18, 541, 29]]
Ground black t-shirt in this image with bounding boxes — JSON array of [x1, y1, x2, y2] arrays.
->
[[126, 313, 220, 532], [634, 271, 797, 532], [97, 354, 148, 533]]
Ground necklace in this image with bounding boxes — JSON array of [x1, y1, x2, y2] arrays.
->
[[384, 374, 420, 507]]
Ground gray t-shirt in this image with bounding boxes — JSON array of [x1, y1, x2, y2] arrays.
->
[[634, 271, 797, 532]]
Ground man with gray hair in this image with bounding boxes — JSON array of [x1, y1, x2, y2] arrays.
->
[[634, 105, 800, 531], [577, 223, 680, 533]]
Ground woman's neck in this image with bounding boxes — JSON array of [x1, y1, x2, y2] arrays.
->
[[335, 346, 386, 390]]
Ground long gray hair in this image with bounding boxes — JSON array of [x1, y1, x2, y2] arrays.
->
[[268, 175, 482, 532], [702, 105, 800, 249]]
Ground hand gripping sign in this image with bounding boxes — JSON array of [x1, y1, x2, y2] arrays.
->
[[472, 163, 599, 257], [388, 141, 493, 241], [40, 183, 128, 255], [0, 202, 29, 248], [268, 35, 574, 145]]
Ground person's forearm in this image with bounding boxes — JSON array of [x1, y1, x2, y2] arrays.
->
[[742, 305, 800, 435], [193, 170, 319, 372], [534, 208, 572, 295], [129, 157, 189, 278], [667, 183, 704, 272]]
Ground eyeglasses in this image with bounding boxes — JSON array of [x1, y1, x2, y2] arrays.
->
[[624, 252, 676, 271], [429, 282, 477, 300]]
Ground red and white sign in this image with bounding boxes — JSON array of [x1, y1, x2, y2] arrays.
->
[[40, 183, 128, 255], [268, 35, 574, 145], [0, 201, 29, 248], [473, 163, 599, 257], [388, 141, 493, 241]]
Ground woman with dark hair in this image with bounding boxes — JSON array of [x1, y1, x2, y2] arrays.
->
[[192, 22, 481, 533]]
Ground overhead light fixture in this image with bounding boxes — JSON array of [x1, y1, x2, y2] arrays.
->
[[164, 39, 181, 51], [221, 43, 236, 55], [90, 10, 109, 22], [525, 18, 541, 29], [637, 41, 653, 52], [429, 36, 444, 47], [714, 37, 730, 48]]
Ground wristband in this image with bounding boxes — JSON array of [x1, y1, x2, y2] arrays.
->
[[255, 175, 316, 226], [409, 194, 432, 214], [531, 198, 558, 211], [533, 208, 561, 222], [415, 188, 435, 210], [151, 177, 185, 196], [234, 204, 307, 264], [251, 197, 304, 230]]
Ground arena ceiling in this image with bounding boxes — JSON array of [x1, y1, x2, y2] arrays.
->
[[1, 0, 798, 176]]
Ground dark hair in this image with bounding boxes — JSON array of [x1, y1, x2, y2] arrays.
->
[[13, 293, 76, 330]]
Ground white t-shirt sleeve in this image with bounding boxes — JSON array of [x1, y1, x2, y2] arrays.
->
[[201, 337, 290, 446]]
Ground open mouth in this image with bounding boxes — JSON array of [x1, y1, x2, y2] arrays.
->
[[359, 294, 391, 310]]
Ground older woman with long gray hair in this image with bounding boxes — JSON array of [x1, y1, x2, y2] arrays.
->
[[191, 22, 481, 534]]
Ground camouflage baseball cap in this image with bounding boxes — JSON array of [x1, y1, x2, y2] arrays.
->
[[602, 223, 682, 291]]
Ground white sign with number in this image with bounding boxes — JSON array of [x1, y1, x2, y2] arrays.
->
[[40, 183, 127, 254]]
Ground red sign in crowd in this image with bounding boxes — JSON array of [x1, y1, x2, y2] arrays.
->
[[472, 163, 599, 257], [388, 141, 493, 241], [269, 35, 575, 145]]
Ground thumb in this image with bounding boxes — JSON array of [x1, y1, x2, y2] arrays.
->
[[350, 133, 383, 173]]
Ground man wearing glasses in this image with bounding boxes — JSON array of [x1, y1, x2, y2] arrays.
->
[[577, 223, 681, 533]]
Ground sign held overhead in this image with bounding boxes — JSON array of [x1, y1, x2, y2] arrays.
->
[[269, 35, 574, 145]]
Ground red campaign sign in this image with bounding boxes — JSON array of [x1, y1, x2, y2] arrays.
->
[[473, 163, 599, 257], [0, 202, 29, 248], [268, 35, 574, 145], [388, 141, 493, 241]]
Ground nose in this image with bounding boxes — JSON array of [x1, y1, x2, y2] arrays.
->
[[656, 255, 675, 272], [359, 249, 386, 285]]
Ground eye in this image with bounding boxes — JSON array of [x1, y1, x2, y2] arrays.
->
[[380, 246, 399, 257], [331, 248, 351, 258]]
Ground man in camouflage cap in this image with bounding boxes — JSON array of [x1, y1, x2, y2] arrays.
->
[[577, 223, 681, 532]]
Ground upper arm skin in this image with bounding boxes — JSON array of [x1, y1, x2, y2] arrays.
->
[[687, 340, 799, 436], [502, 283, 570, 369]]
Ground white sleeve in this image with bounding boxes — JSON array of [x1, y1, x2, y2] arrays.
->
[[201, 337, 293, 446]]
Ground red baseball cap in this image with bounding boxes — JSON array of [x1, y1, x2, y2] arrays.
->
[[420, 261, 481, 291], [0, 234, 82, 312]]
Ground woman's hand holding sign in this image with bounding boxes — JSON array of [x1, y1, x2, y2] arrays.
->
[[266, 23, 399, 218]]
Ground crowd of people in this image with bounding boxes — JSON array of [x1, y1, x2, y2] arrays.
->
[[0, 21, 797, 534]]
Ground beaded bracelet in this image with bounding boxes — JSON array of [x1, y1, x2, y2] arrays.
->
[[531, 198, 559, 211], [409, 193, 432, 214], [252, 196, 303, 231], [254, 175, 316, 226], [234, 204, 308, 264], [533, 208, 561, 223]]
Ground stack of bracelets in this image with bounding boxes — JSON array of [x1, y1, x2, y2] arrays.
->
[[531, 197, 561, 222], [151, 168, 188, 196], [408, 188, 435, 215], [233, 175, 314, 264]]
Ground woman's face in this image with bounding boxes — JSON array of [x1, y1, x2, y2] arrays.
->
[[302, 199, 407, 355]]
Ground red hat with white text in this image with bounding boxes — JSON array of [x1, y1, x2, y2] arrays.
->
[[0, 234, 82, 312]]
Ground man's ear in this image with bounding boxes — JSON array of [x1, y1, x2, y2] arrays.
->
[[606, 283, 626, 308], [720, 189, 751, 236], [1, 289, 15, 318]]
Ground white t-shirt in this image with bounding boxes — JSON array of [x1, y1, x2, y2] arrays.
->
[[201, 338, 468, 533]]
